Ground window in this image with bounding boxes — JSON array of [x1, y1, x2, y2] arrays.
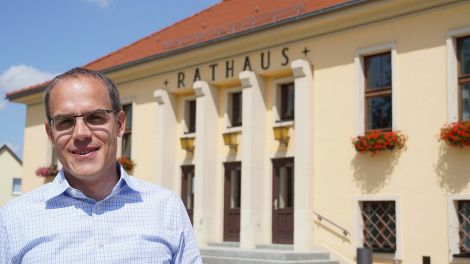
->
[[458, 36, 470, 121], [12, 178, 21, 195], [230, 92, 242, 127], [121, 103, 132, 158], [280, 83, 295, 121], [185, 99, 196, 134], [458, 201, 470, 256], [361, 201, 396, 253], [364, 52, 392, 131]]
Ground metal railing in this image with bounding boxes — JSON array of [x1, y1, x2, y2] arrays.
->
[[312, 211, 351, 236]]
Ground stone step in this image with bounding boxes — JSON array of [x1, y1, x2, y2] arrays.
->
[[202, 255, 339, 264], [200, 247, 331, 261], [207, 242, 241, 248], [256, 244, 294, 250]]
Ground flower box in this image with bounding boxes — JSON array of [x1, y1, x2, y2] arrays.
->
[[35, 165, 58, 177], [439, 121, 470, 147], [118, 156, 135, 172], [352, 130, 406, 155]]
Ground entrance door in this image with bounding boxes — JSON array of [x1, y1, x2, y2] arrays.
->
[[181, 165, 195, 224], [272, 157, 294, 244], [223, 162, 241, 242]]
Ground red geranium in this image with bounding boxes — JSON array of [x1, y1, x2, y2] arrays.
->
[[118, 156, 135, 171], [35, 165, 58, 177], [352, 130, 406, 155], [439, 121, 470, 147]]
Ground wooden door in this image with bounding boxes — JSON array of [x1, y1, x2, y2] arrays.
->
[[223, 162, 241, 242], [272, 158, 294, 244], [181, 165, 195, 224]]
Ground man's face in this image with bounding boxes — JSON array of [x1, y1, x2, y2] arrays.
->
[[45, 76, 125, 181]]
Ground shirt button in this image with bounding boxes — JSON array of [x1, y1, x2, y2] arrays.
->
[[99, 242, 104, 248]]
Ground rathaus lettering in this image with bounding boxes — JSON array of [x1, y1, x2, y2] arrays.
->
[[176, 47, 290, 88]]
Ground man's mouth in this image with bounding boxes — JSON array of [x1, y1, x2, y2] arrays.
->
[[71, 147, 100, 156]]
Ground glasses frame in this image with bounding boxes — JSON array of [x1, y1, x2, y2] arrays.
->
[[48, 109, 117, 131]]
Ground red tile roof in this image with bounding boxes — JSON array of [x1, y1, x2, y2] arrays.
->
[[7, 0, 354, 100]]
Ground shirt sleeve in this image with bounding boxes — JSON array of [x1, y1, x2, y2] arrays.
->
[[172, 198, 202, 264], [0, 209, 11, 264]]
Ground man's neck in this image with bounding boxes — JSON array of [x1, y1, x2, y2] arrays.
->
[[64, 164, 120, 201]]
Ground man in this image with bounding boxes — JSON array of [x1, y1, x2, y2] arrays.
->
[[0, 68, 201, 263]]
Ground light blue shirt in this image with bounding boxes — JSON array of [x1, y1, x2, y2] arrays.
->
[[0, 166, 201, 264]]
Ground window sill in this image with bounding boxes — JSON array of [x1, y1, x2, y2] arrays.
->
[[182, 132, 195, 137], [274, 120, 294, 127], [372, 252, 401, 262], [12, 192, 22, 196], [225, 126, 242, 133]]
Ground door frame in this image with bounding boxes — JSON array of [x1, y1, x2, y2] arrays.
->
[[272, 157, 294, 244], [223, 161, 242, 242]]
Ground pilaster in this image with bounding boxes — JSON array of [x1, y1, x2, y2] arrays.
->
[[239, 71, 269, 248], [291, 59, 315, 250], [192, 81, 220, 246]]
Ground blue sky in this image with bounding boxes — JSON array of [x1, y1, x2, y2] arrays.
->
[[0, 0, 219, 159]]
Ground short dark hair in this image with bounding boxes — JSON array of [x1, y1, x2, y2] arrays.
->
[[44, 67, 121, 119]]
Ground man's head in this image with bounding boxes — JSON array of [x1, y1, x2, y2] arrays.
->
[[45, 67, 125, 182]]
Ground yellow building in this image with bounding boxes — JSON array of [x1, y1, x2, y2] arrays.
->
[[0, 145, 22, 207], [6, 0, 470, 263]]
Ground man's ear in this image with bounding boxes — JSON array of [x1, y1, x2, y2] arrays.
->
[[117, 111, 126, 137], [45, 121, 54, 142]]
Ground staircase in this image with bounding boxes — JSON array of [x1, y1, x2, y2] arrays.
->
[[201, 243, 340, 264]]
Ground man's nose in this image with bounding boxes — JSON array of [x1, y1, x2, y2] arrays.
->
[[72, 117, 92, 140]]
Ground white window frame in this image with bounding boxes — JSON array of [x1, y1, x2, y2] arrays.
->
[[224, 87, 243, 133], [182, 96, 197, 136], [448, 194, 470, 263], [117, 98, 135, 158], [272, 77, 295, 127], [355, 43, 397, 135], [355, 195, 402, 261], [12, 178, 22, 196], [447, 26, 470, 122]]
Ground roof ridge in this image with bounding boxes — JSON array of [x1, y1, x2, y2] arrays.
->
[[0, 144, 22, 164], [85, 1, 224, 68]]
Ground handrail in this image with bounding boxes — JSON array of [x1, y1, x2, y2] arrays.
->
[[312, 211, 351, 237]]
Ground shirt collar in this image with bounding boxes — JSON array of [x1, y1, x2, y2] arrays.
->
[[44, 163, 140, 202]]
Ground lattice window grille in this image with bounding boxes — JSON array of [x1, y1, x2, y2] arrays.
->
[[458, 201, 470, 254], [361, 201, 396, 252]]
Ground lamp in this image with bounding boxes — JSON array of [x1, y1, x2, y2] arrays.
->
[[223, 132, 238, 150], [273, 126, 290, 145], [180, 136, 195, 153]]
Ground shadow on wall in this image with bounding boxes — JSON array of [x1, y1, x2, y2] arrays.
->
[[350, 151, 400, 194], [435, 144, 470, 193]]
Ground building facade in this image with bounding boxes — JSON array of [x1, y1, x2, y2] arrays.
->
[[0, 145, 22, 207], [7, 0, 470, 263]]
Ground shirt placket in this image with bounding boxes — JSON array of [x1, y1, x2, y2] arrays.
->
[[92, 201, 110, 263]]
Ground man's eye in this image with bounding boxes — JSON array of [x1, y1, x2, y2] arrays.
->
[[55, 118, 75, 129], [85, 112, 108, 125]]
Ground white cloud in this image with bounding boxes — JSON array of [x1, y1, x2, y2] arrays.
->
[[0, 65, 56, 110], [82, 0, 111, 7], [0, 65, 56, 93]]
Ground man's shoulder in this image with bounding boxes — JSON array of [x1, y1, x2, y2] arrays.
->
[[1, 183, 52, 218]]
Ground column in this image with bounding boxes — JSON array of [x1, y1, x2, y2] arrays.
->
[[291, 59, 315, 250], [153, 89, 178, 189], [239, 71, 269, 248], [192, 81, 220, 246]]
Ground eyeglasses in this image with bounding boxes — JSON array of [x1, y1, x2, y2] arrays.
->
[[48, 109, 116, 131]]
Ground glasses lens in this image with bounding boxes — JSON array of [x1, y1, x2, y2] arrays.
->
[[84, 110, 110, 126], [54, 116, 76, 131]]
